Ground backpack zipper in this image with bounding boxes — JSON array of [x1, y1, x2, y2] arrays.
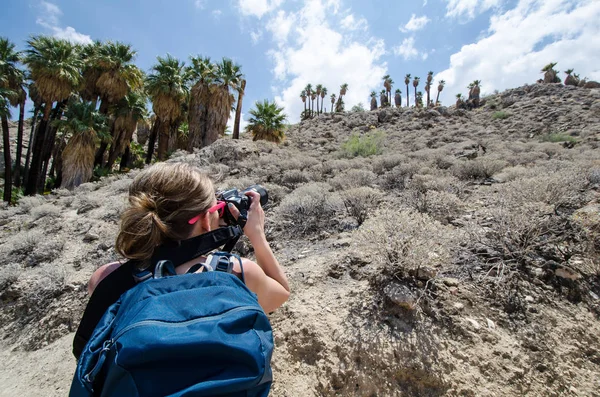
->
[[83, 305, 262, 385]]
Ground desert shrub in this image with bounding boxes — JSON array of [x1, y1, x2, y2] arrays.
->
[[340, 187, 382, 225], [401, 189, 463, 224], [452, 158, 507, 180], [506, 151, 548, 166], [340, 130, 386, 158], [330, 169, 376, 190], [30, 204, 61, 221], [0, 263, 20, 291], [321, 159, 354, 175], [9, 230, 65, 267], [16, 196, 45, 214], [372, 154, 406, 174], [261, 183, 290, 206], [382, 163, 420, 191], [276, 182, 344, 235], [359, 210, 455, 282], [280, 169, 310, 188], [541, 133, 577, 143], [432, 154, 456, 170], [492, 111, 511, 120], [216, 177, 258, 192], [588, 168, 600, 185]]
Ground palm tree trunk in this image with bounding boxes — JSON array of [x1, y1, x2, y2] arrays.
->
[[321, 98, 324, 114], [146, 118, 160, 164], [426, 90, 430, 108], [2, 115, 12, 202], [203, 85, 233, 147], [436, 91, 441, 105], [157, 118, 170, 161], [23, 107, 39, 187], [406, 85, 409, 107], [414, 87, 417, 107], [25, 101, 52, 196], [61, 130, 96, 189], [39, 102, 66, 193], [233, 79, 246, 139], [187, 82, 209, 151], [119, 144, 130, 172], [14, 102, 25, 188]]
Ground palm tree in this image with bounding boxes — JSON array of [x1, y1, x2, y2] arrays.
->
[[412, 76, 420, 107], [23, 83, 43, 187], [315, 84, 322, 115], [23, 35, 82, 195], [232, 77, 246, 139], [304, 84, 313, 115], [0, 88, 15, 202], [564, 69, 578, 86], [55, 100, 109, 189], [425, 71, 433, 108], [206, 58, 241, 146], [383, 75, 393, 105], [0, 38, 27, 190], [455, 93, 464, 108], [470, 80, 481, 107], [435, 80, 445, 105], [379, 90, 387, 108], [105, 90, 148, 170], [145, 54, 189, 161], [79, 41, 103, 107], [91, 41, 144, 166], [370, 91, 377, 111], [320, 87, 327, 114], [394, 88, 402, 108], [542, 62, 559, 84], [245, 99, 287, 143], [300, 90, 307, 113], [186, 55, 215, 152], [310, 90, 317, 117], [330, 93, 336, 113], [339, 83, 348, 101], [416, 91, 423, 108], [404, 74, 411, 107]]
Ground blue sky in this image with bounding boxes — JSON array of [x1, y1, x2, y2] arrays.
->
[[1, 0, 599, 124]]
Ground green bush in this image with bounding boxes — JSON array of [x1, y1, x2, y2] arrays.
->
[[340, 130, 385, 158], [540, 133, 577, 143], [492, 111, 510, 120]]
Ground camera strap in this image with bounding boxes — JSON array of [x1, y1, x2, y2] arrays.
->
[[150, 225, 244, 268]]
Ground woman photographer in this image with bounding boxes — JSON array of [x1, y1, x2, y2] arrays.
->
[[88, 162, 290, 313]]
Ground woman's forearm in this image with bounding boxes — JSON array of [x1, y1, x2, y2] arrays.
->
[[249, 234, 290, 292]]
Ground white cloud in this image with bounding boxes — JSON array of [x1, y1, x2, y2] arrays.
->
[[266, 10, 295, 46], [340, 14, 368, 31], [250, 30, 263, 44], [255, 0, 386, 122], [445, 0, 504, 20], [35, 1, 92, 44], [393, 37, 420, 60], [436, 0, 600, 105], [400, 14, 431, 32], [238, 0, 284, 18], [212, 9, 223, 19], [195, 0, 206, 9]]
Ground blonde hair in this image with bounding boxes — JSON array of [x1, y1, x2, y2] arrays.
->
[[115, 162, 214, 263]]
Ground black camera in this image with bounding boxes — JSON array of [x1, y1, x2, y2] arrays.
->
[[217, 185, 268, 226]]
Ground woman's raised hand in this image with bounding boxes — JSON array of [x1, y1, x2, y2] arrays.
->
[[227, 190, 265, 242]]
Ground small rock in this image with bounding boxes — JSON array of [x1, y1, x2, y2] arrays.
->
[[384, 282, 416, 310], [590, 291, 599, 300], [442, 277, 460, 287], [555, 267, 581, 280], [465, 318, 481, 330], [98, 242, 110, 251], [486, 318, 496, 330], [229, 168, 240, 175], [453, 302, 465, 310], [524, 295, 535, 303], [83, 232, 99, 242], [306, 278, 314, 286], [416, 266, 436, 280]]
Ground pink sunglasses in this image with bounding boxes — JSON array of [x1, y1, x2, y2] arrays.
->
[[188, 201, 226, 225]]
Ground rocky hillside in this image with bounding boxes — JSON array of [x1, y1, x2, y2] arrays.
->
[[1, 83, 599, 396]]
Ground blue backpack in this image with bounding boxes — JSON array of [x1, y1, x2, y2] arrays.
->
[[70, 254, 273, 397]]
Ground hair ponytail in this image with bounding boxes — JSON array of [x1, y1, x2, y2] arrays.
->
[[115, 163, 215, 265]]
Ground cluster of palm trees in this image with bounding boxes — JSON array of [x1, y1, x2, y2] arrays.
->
[[0, 35, 249, 201], [299, 83, 348, 119], [455, 80, 481, 109], [539, 63, 599, 89], [369, 72, 446, 110]]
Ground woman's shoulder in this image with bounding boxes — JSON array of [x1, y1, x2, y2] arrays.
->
[[88, 261, 125, 295]]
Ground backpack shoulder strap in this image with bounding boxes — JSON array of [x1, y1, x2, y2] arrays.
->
[[186, 252, 245, 284], [73, 260, 137, 360]]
